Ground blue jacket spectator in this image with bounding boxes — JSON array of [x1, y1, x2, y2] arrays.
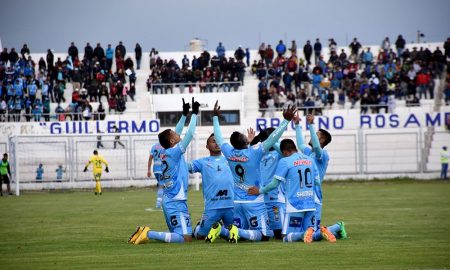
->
[[216, 42, 226, 58], [276, 40, 286, 56]]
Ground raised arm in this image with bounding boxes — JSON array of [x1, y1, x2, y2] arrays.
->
[[175, 98, 190, 135], [307, 114, 323, 159], [293, 112, 308, 152], [262, 105, 297, 151], [212, 101, 225, 146], [180, 97, 200, 150]]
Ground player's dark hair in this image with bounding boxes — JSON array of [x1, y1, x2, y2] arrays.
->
[[258, 127, 275, 142], [319, 129, 332, 147], [93, 150, 98, 155], [230, 131, 247, 150], [207, 133, 215, 144], [158, 129, 172, 149], [280, 139, 297, 152]]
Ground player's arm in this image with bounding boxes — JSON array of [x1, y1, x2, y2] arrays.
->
[[84, 158, 92, 172], [175, 98, 190, 135], [147, 154, 153, 177], [273, 142, 283, 156], [307, 114, 323, 159], [262, 105, 297, 151], [212, 101, 225, 146], [101, 157, 110, 172], [248, 178, 281, 195], [179, 98, 200, 150], [293, 112, 308, 152], [188, 160, 202, 174]]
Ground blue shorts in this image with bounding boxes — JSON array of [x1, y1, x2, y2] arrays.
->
[[314, 203, 322, 231], [282, 211, 315, 235], [196, 208, 234, 237], [162, 199, 192, 236], [265, 202, 285, 231], [233, 202, 272, 236]]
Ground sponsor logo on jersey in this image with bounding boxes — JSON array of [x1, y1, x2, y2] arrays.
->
[[293, 159, 312, 166]]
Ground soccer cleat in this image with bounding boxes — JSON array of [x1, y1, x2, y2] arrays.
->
[[133, 226, 151, 245], [320, 226, 337, 243], [227, 224, 239, 243], [337, 221, 349, 239], [128, 226, 145, 244], [205, 222, 222, 243], [303, 227, 314, 244]]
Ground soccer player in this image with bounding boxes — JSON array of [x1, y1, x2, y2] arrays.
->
[[248, 138, 319, 243], [83, 150, 109, 195], [189, 134, 234, 242], [212, 100, 296, 242], [148, 142, 164, 209], [0, 153, 13, 196], [294, 113, 348, 241], [36, 163, 44, 181], [129, 98, 200, 244], [250, 127, 286, 240]]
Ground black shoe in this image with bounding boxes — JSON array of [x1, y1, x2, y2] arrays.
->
[[95, 192, 98, 195]]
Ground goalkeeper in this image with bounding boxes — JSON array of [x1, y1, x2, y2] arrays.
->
[[83, 150, 109, 195]]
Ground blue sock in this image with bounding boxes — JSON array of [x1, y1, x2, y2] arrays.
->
[[148, 231, 184, 243], [327, 223, 341, 238], [220, 226, 229, 238], [313, 229, 323, 241], [285, 232, 303, 242], [156, 188, 163, 208], [238, 229, 262, 241]]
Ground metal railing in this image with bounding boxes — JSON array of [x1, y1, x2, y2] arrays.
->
[[149, 81, 242, 94]]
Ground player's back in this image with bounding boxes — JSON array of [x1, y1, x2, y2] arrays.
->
[[279, 152, 316, 213], [261, 150, 285, 203], [90, 155, 106, 170], [159, 143, 188, 201], [221, 143, 264, 202], [303, 147, 329, 204], [190, 156, 234, 210], [150, 143, 164, 174]]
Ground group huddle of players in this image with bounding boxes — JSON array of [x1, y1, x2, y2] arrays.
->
[[128, 97, 348, 244]]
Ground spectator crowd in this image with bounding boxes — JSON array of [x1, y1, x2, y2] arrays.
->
[[255, 36, 449, 116]]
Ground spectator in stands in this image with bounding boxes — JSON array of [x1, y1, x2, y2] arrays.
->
[[395, 35, 406, 60], [349, 38, 362, 60], [20, 44, 30, 59], [329, 38, 337, 55], [265, 45, 274, 66], [68, 42, 78, 61], [276, 40, 286, 56], [381, 37, 391, 51], [245, 48, 250, 67], [314, 38, 322, 64], [216, 42, 226, 58], [106, 44, 114, 70], [303, 40, 312, 66], [36, 163, 44, 181], [9, 48, 19, 66], [56, 165, 65, 182], [258, 42, 267, 62], [94, 43, 105, 61], [115, 41, 126, 58], [441, 146, 449, 180], [135, 43, 142, 70], [234, 46, 245, 61], [1, 48, 9, 65], [84, 42, 94, 61], [112, 125, 125, 149]]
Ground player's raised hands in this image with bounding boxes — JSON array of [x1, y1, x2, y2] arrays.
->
[[182, 98, 190, 116], [192, 97, 201, 114], [293, 111, 301, 125], [282, 105, 297, 121], [213, 100, 221, 117], [306, 114, 314, 124], [247, 186, 260, 195], [247, 127, 256, 143]]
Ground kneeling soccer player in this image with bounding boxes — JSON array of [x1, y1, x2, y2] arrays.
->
[[129, 98, 199, 244], [189, 134, 235, 242], [248, 139, 318, 243]]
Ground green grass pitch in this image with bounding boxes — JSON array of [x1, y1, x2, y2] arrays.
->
[[0, 180, 449, 270]]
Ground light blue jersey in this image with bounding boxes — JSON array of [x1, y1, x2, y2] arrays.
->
[[261, 150, 285, 203], [221, 143, 266, 202], [150, 143, 164, 174], [159, 115, 197, 202], [189, 156, 234, 210], [302, 147, 329, 205], [273, 152, 318, 213]]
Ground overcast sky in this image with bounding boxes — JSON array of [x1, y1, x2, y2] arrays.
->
[[0, 0, 449, 53]]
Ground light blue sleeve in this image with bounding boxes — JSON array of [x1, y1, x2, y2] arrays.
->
[[179, 114, 197, 150], [273, 142, 283, 156], [295, 124, 308, 153], [260, 178, 281, 194], [308, 124, 323, 159], [213, 116, 225, 146], [188, 159, 202, 174], [175, 115, 187, 135], [262, 119, 289, 151]]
